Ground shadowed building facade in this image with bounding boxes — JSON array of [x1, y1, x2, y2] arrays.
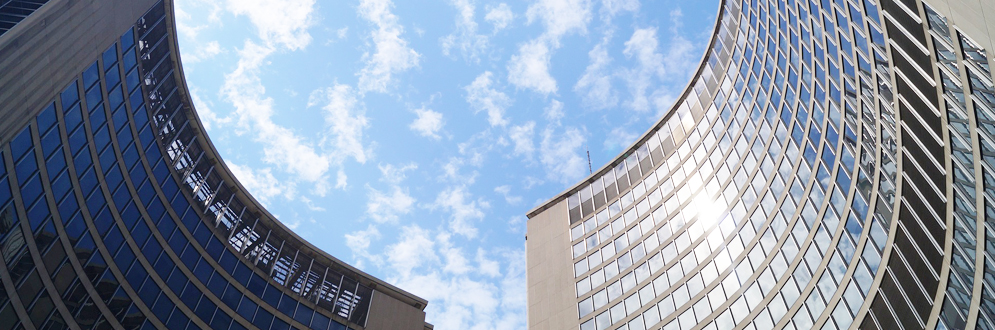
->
[[0, 0, 431, 329], [526, 0, 995, 329]]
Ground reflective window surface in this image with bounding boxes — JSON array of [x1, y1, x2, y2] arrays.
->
[[531, 0, 995, 329], [0, 1, 383, 329]]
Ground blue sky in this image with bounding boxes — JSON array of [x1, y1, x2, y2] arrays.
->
[[172, 0, 717, 328]]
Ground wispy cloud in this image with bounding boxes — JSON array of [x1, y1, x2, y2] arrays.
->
[[222, 41, 333, 194], [508, 121, 535, 159], [484, 3, 514, 33], [226, 162, 295, 205], [433, 186, 488, 238], [575, 37, 618, 109], [357, 0, 421, 93], [225, 0, 315, 49], [465, 72, 512, 127], [309, 84, 370, 165], [507, 0, 592, 94], [410, 107, 445, 139], [366, 185, 416, 223], [441, 0, 489, 62], [540, 126, 588, 184], [379, 162, 418, 184]]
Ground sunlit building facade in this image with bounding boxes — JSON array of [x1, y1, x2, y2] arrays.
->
[[527, 0, 995, 329], [0, 0, 431, 329]]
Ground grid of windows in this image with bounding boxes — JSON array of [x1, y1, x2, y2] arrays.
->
[[531, 0, 995, 329], [0, 1, 405, 329]]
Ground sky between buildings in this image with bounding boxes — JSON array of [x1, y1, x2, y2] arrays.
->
[[173, 0, 718, 328]]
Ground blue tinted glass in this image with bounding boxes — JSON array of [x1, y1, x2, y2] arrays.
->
[[83, 62, 100, 88], [106, 66, 121, 89], [41, 128, 62, 158], [15, 151, 38, 187], [61, 81, 80, 107], [36, 104, 57, 134], [86, 85, 103, 112], [121, 29, 135, 51], [11, 126, 33, 161], [103, 44, 118, 69]]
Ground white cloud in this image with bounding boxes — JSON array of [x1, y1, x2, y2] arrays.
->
[[465, 72, 512, 127], [622, 27, 666, 112], [440, 0, 489, 62], [493, 185, 523, 205], [438, 234, 472, 274], [544, 99, 565, 122], [484, 3, 514, 33], [506, 38, 557, 94], [226, 163, 294, 205], [309, 84, 370, 164], [601, 0, 640, 17], [619, 12, 698, 114], [386, 225, 439, 277], [508, 122, 535, 158], [433, 186, 488, 238], [184, 40, 225, 63], [366, 185, 415, 223], [222, 41, 332, 192], [604, 126, 639, 151], [225, 0, 315, 50], [525, 0, 592, 39], [378, 162, 418, 184], [189, 88, 231, 130], [574, 40, 618, 109], [476, 249, 501, 277], [345, 225, 381, 267], [357, 0, 421, 93], [540, 126, 588, 184], [410, 107, 445, 139]]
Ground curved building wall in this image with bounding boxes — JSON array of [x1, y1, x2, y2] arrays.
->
[[527, 0, 995, 329], [0, 0, 430, 329]]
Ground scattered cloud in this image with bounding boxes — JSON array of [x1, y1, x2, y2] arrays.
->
[[507, 38, 557, 94], [524, 0, 592, 39], [183, 40, 225, 63], [226, 163, 294, 205], [494, 185, 523, 205], [484, 3, 514, 33], [222, 41, 333, 193], [309, 84, 370, 165], [465, 72, 512, 127], [410, 107, 445, 139], [544, 99, 565, 123], [366, 185, 416, 223], [508, 121, 535, 159], [357, 0, 421, 93], [386, 225, 440, 277], [601, 0, 640, 18], [575, 38, 618, 110], [433, 186, 488, 238], [604, 126, 639, 151], [622, 27, 665, 112], [225, 0, 316, 49], [540, 126, 588, 184], [441, 0, 489, 62], [379, 162, 418, 184], [189, 88, 231, 130], [345, 224, 382, 268]]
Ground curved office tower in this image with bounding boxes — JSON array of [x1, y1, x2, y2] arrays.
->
[[0, 0, 431, 329], [527, 0, 995, 329]]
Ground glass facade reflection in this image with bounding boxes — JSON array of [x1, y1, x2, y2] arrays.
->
[[0, 0, 430, 329], [527, 0, 995, 329]]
